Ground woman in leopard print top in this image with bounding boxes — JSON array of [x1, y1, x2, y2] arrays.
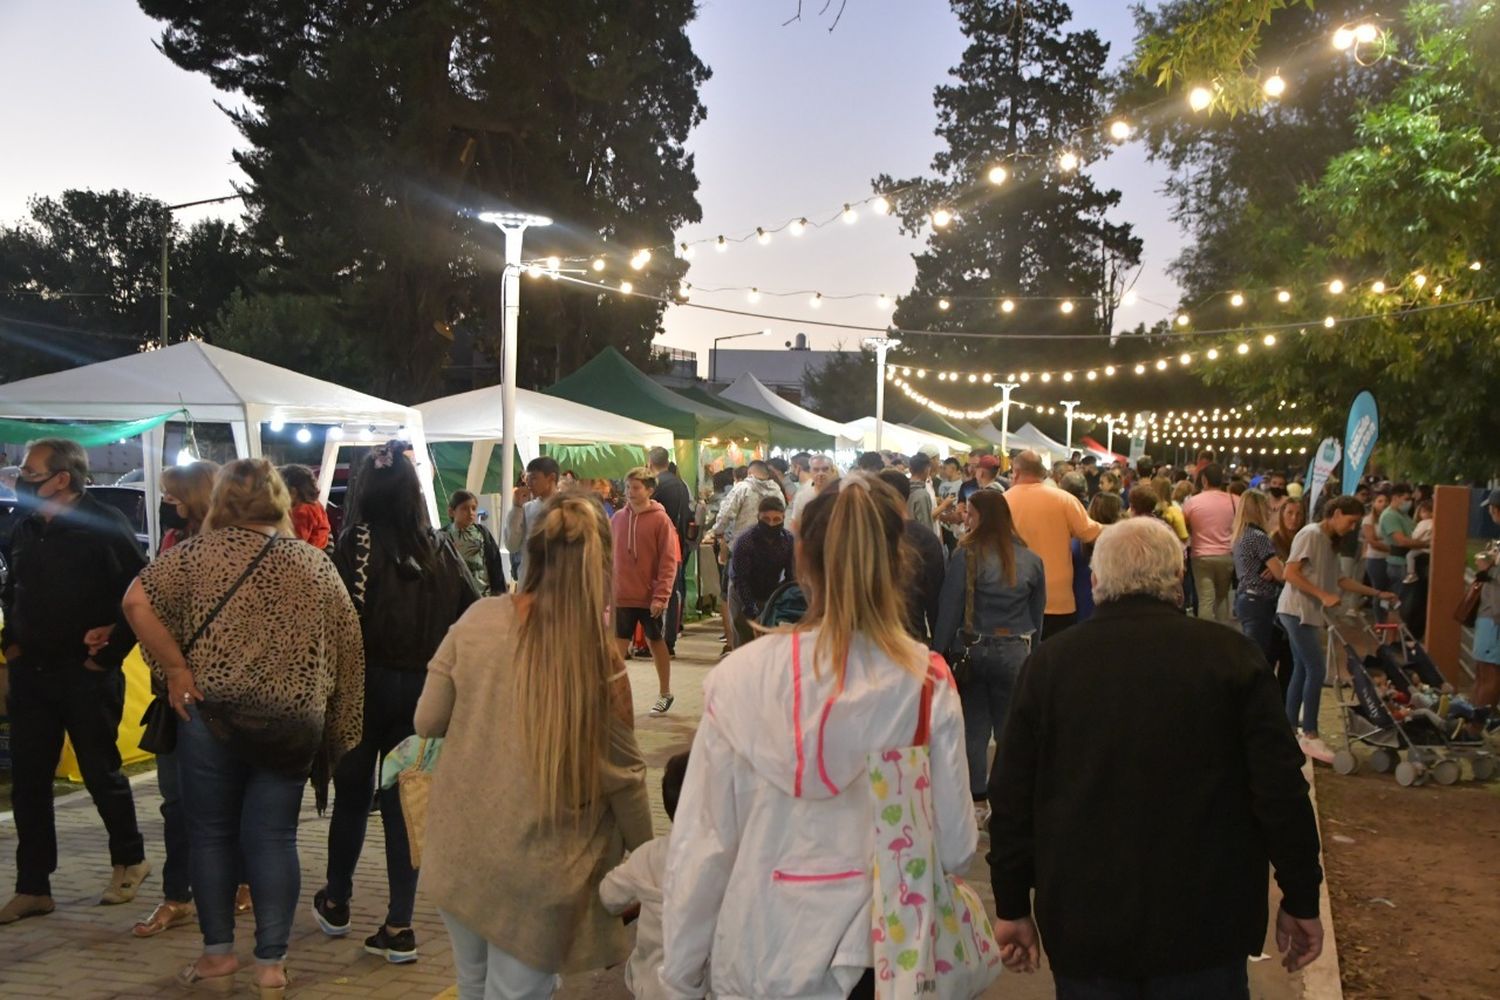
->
[[124, 458, 363, 995]]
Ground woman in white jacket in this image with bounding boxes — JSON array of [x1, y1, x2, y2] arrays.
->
[[661, 473, 977, 1000]]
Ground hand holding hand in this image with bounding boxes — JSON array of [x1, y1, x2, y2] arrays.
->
[[1275, 907, 1324, 972], [993, 916, 1041, 974]]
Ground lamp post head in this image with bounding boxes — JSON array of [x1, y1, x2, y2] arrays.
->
[[478, 211, 554, 231]]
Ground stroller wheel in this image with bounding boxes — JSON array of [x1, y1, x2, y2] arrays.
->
[[1432, 759, 1461, 786], [1332, 750, 1359, 775], [1472, 756, 1497, 782], [1369, 748, 1399, 774], [1394, 761, 1426, 787]]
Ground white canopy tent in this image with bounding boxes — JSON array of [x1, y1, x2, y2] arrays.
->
[[416, 385, 674, 494], [839, 417, 972, 458], [1007, 422, 1072, 464], [718, 373, 861, 454], [0, 342, 434, 551]]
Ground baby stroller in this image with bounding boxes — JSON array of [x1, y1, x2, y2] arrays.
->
[[1324, 605, 1496, 786]]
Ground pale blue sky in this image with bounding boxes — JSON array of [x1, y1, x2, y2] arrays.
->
[[0, 0, 1184, 373]]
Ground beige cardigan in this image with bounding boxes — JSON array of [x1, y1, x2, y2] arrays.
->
[[414, 596, 654, 973]]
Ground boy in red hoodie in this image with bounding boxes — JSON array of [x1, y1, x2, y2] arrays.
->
[[612, 468, 682, 715]]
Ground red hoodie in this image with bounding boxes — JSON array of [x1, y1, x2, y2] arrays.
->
[[611, 500, 680, 609]]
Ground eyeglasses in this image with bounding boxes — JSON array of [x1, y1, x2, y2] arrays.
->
[[18, 469, 58, 483]]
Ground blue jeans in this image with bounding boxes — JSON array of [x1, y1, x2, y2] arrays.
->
[[1278, 613, 1327, 734], [1234, 591, 1278, 666], [176, 706, 305, 963], [156, 750, 192, 903], [957, 638, 1030, 798], [442, 909, 560, 999], [324, 666, 424, 927], [1054, 960, 1248, 999]]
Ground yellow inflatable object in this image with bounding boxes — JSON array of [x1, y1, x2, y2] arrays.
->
[[55, 647, 156, 781]]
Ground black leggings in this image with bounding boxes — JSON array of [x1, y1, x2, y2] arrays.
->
[[849, 969, 876, 999]]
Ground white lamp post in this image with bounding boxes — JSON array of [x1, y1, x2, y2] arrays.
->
[[863, 334, 901, 453], [995, 381, 1019, 454], [1061, 400, 1081, 452], [479, 210, 553, 544]]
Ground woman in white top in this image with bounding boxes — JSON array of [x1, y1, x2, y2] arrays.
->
[[660, 474, 976, 999]]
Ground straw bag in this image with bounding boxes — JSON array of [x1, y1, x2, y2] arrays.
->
[[398, 738, 434, 869]]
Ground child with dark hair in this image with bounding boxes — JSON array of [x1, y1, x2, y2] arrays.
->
[[280, 463, 331, 549], [600, 751, 691, 1000]]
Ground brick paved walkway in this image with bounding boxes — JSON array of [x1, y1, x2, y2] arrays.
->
[[0, 622, 1336, 999]]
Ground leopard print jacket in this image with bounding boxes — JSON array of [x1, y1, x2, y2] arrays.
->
[[138, 525, 365, 764]]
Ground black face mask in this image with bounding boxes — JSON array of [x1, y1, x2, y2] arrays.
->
[[12, 473, 55, 510]]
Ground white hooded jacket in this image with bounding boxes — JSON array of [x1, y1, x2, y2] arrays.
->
[[660, 629, 976, 1000], [712, 474, 787, 544]]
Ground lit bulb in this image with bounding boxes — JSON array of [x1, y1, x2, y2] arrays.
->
[[679, 242, 694, 260], [809, 293, 822, 309], [1109, 120, 1132, 141], [296, 427, 312, 444], [525, 264, 543, 279], [620, 281, 634, 294], [592, 258, 606, 272], [1263, 74, 1286, 98], [1277, 289, 1292, 303], [790, 218, 807, 237], [1328, 278, 1345, 294], [269, 417, 286, 432], [327, 426, 344, 441], [876, 294, 892, 311], [931, 208, 953, 228], [545, 256, 561, 271], [938, 298, 950, 311], [1122, 289, 1138, 306], [175, 448, 194, 466], [842, 204, 857, 224], [1156, 359, 1169, 371], [1058, 151, 1079, 172], [967, 374, 978, 384], [1019, 372, 1030, 382], [1134, 364, 1147, 375], [636, 248, 652, 266], [872, 196, 891, 215], [1059, 300, 1075, 314], [1001, 299, 1016, 314], [1236, 342, 1251, 355], [1332, 26, 1355, 50], [1371, 280, 1385, 294], [678, 282, 692, 300], [1433, 284, 1442, 297], [1323, 315, 1336, 329], [1206, 348, 1219, 360], [1086, 370, 1097, 381], [1354, 22, 1378, 44], [1178, 352, 1191, 365], [756, 227, 771, 245], [1176, 313, 1190, 327], [715, 236, 728, 252], [1104, 365, 1116, 376], [987, 165, 1009, 185], [916, 370, 926, 378], [359, 427, 373, 442], [1188, 86, 1213, 112], [1413, 273, 1427, 289], [1470, 260, 1483, 271], [1230, 292, 1245, 307], [1062, 371, 1074, 382], [747, 288, 760, 303], [630, 254, 648, 271], [1263, 334, 1277, 346], [1040, 372, 1052, 383]]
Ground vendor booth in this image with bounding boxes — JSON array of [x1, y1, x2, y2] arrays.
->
[[718, 373, 862, 456], [839, 417, 973, 458]]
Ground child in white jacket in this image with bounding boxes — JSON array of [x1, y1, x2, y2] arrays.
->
[[600, 751, 691, 1000]]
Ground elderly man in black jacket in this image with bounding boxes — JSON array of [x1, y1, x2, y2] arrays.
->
[[1, 438, 148, 924], [989, 515, 1324, 998]]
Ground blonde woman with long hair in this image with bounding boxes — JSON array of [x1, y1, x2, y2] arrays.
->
[[661, 474, 976, 999], [415, 494, 652, 999], [1232, 489, 1286, 664]]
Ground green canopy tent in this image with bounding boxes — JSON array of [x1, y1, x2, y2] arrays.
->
[[908, 410, 987, 452], [676, 386, 835, 453]]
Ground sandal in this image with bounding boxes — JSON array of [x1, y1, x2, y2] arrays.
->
[[253, 967, 291, 1000], [175, 960, 237, 993], [133, 900, 196, 938], [235, 884, 252, 915]]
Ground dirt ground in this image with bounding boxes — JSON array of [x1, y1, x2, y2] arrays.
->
[[1314, 757, 1500, 999]]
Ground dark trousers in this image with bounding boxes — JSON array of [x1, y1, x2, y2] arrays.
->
[[6, 660, 144, 895], [958, 639, 1029, 798], [1042, 613, 1077, 641], [156, 749, 193, 902], [1054, 960, 1248, 1000], [324, 666, 425, 928], [664, 560, 687, 653]]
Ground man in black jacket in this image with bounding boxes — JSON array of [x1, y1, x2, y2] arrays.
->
[[0, 439, 148, 924], [877, 471, 945, 646], [648, 447, 692, 655], [989, 515, 1324, 997]]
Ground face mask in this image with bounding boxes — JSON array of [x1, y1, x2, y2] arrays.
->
[[1399, 500, 1413, 514], [12, 475, 48, 509]]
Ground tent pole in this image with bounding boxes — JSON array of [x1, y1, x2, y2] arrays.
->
[[142, 425, 166, 558]]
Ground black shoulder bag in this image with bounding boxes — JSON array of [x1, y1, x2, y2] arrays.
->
[[138, 533, 278, 756]]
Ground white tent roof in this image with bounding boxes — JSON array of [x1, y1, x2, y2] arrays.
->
[[840, 417, 972, 457], [1008, 422, 1072, 461], [719, 373, 860, 451], [416, 385, 673, 450], [0, 341, 418, 429]]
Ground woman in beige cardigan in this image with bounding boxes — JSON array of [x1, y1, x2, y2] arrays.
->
[[415, 493, 654, 998]]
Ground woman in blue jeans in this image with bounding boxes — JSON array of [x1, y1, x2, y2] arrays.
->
[[124, 459, 364, 998], [1231, 490, 1285, 664], [932, 489, 1046, 820]]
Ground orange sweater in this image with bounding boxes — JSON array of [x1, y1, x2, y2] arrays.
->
[[1002, 482, 1103, 615], [291, 501, 331, 550]]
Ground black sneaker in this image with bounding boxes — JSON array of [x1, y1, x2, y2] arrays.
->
[[312, 889, 350, 938], [364, 925, 418, 964]]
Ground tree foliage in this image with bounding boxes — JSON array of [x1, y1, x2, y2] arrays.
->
[[137, 0, 710, 401], [802, 346, 917, 425], [0, 188, 255, 382], [874, 0, 1141, 408]]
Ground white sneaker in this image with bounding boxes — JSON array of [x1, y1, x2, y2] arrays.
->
[[973, 802, 992, 833], [649, 694, 675, 716], [1299, 734, 1337, 765]]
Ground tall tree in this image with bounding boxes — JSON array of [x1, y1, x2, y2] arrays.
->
[[0, 189, 255, 382], [138, 1, 710, 402], [874, 0, 1141, 406]]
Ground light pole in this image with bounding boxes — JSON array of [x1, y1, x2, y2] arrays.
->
[[995, 381, 1019, 454], [159, 194, 242, 345], [863, 333, 901, 452], [710, 328, 770, 383], [1105, 414, 1117, 455], [479, 210, 552, 548], [1060, 400, 1081, 453]]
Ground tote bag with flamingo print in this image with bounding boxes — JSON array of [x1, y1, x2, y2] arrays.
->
[[869, 667, 1001, 999]]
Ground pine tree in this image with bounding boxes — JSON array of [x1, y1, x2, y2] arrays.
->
[[876, 0, 1141, 391], [138, 0, 709, 401]]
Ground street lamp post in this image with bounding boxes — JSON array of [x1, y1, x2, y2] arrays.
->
[[1061, 400, 1081, 453], [159, 194, 242, 345], [863, 333, 901, 452], [710, 328, 770, 383], [995, 381, 1019, 454], [479, 211, 552, 555]]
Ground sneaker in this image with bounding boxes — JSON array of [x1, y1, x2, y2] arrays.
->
[[364, 925, 418, 964], [649, 694, 675, 716], [100, 860, 152, 905], [973, 801, 992, 833], [0, 893, 54, 924], [1299, 734, 1337, 765], [312, 889, 351, 937], [1402, 573, 1418, 585]]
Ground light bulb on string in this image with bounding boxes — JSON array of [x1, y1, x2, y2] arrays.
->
[[1263, 74, 1287, 98], [1206, 348, 1220, 360], [1108, 120, 1132, 142], [1188, 86, 1213, 112], [1058, 151, 1079, 172], [842, 204, 857, 224], [678, 281, 692, 300], [592, 258, 606, 272], [1371, 280, 1385, 294], [1328, 278, 1345, 295], [1323, 315, 1336, 329], [296, 426, 312, 444], [937, 298, 950, 311], [876, 294, 892, 311], [790, 218, 808, 237], [1433, 284, 1443, 297], [1019, 372, 1031, 382], [1001, 299, 1016, 314], [931, 208, 953, 228], [1413, 273, 1427, 289], [1086, 370, 1097, 381], [1062, 371, 1074, 382], [755, 227, 771, 246], [1059, 300, 1075, 314], [715, 236, 728, 253], [269, 416, 285, 432], [1333, 26, 1356, 50], [679, 243, 694, 260], [1230, 292, 1245, 307], [327, 426, 344, 441], [1277, 289, 1292, 303], [620, 280, 634, 294], [1104, 365, 1116, 377], [967, 374, 978, 384], [1134, 364, 1147, 375], [1263, 334, 1277, 347], [1236, 343, 1250, 355], [1354, 23, 1378, 44], [525, 264, 543, 279], [1176, 313, 1190, 327], [1040, 372, 1052, 383], [872, 196, 891, 215], [1470, 261, 1483, 271], [1178, 353, 1191, 365], [747, 287, 760, 303], [1122, 289, 1138, 306], [987, 165, 1009, 185], [630, 250, 650, 271], [1155, 359, 1169, 371], [809, 293, 822, 309]]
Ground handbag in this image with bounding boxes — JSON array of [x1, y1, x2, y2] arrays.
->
[[1454, 571, 1487, 626], [948, 553, 981, 684], [869, 660, 1002, 999], [397, 737, 439, 869], [139, 533, 278, 757]]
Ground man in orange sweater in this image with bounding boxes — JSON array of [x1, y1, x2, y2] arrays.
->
[[1002, 450, 1103, 639], [612, 468, 682, 716]]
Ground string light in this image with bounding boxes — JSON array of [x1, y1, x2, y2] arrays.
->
[[987, 166, 1009, 185], [747, 287, 760, 303], [620, 280, 634, 294], [1206, 348, 1220, 360], [1134, 363, 1147, 375], [1323, 315, 1336, 328], [629, 249, 651, 271], [932, 208, 954, 228], [1236, 343, 1250, 355], [1354, 22, 1378, 44], [1263, 74, 1286, 98], [1001, 299, 1016, 313], [679, 242, 694, 260], [1059, 300, 1075, 314], [755, 227, 771, 245], [1277, 290, 1292, 303], [715, 236, 728, 252], [938, 298, 950, 311], [591, 258, 605, 272], [872, 196, 892, 215], [1470, 261, 1483, 271], [1328, 278, 1345, 294], [1230, 292, 1244, 307], [1332, 26, 1355, 50], [842, 204, 858, 224], [789, 218, 807, 237], [1108, 120, 1132, 141], [1413, 273, 1427, 289], [1263, 333, 1277, 346], [809, 292, 822, 308], [1058, 151, 1080, 172], [1122, 289, 1138, 306], [1371, 280, 1385, 294], [1178, 352, 1192, 365], [876, 294, 892, 311], [1189, 86, 1213, 112], [545, 256, 561, 271], [1176, 313, 1190, 327]]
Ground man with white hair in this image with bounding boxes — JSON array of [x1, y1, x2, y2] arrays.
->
[[988, 516, 1325, 998], [786, 453, 835, 532]]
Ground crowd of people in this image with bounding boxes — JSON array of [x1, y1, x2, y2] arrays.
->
[[0, 431, 1495, 1000]]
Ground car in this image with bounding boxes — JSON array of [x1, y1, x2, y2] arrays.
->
[[86, 485, 154, 554]]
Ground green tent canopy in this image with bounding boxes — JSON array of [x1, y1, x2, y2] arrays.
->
[[676, 386, 835, 452], [908, 410, 987, 451]]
